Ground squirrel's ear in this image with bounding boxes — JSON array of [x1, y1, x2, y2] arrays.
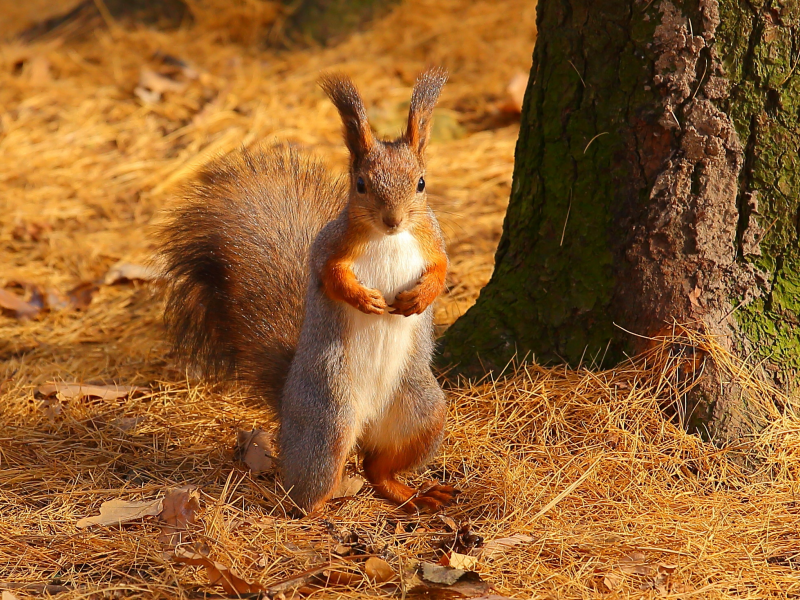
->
[[319, 73, 376, 164], [405, 67, 448, 155]]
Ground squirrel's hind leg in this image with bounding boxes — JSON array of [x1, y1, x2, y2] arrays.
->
[[279, 408, 355, 515], [361, 372, 457, 513]]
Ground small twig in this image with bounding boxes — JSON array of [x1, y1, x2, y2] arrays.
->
[[691, 55, 708, 99], [756, 213, 781, 242], [560, 189, 572, 247], [583, 131, 608, 154], [567, 60, 586, 87]]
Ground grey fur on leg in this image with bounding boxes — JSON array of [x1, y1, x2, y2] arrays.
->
[[278, 377, 354, 512]]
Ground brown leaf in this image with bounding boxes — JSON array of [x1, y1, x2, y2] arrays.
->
[[38, 383, 148, 400], [0, 288, 40, 320], [38, 397, 62, 423], [619, 551, 653, 576], [67, 282, 98, 310], [235, 428, 275, 474], [76, 498, 163, 528], [408, 569, 494, 599], [603, 572, 623, 591], [421, 562, 466, 586], [158, 486, 200, 546], [104, 261, 161, 285], [364, 557, 394, 583], [332, 475, 365, 499], [135, 67, 186, 103], [479, 533, 533, 558], [439, 514, 457, 531], [173, 546, 263, 595], [447, 552, 478, 571], [688, 285, 702, 308]]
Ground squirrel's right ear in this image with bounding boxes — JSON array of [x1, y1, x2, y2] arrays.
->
[[320, 73, 376, 165], [406, 67, 448, 155]]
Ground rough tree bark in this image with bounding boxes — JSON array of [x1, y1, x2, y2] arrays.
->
[[440, 0, 800, 443]]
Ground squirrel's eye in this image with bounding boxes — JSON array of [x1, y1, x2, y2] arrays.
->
[[417, 177, 425, 193], [356, 177, 366, 194]]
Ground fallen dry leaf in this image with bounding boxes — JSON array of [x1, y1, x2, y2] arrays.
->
[[619, 551, 653, 576], [448, 551, 478, 571], [479, 533, 534, 558], [688, 285, 702, 308], [421, 562, 466, 586], [235, 428, 275, 474], [439, 514, 458, 531], [104, 261, 161, 285], [38, 383, 148, 400], [0, 288, 40, 320], [67, 281, 98, 310], [645, 563, 679, 596], [409, 567, 496, 598], [76, 497, 163, 528], [158, 486, 200, 546], [603, 571, 623, 591], [174, 546, 263, 595], [364, 557, 394, 583], [332, 475, 365, 499], [38, 397, 62, 423], [135, 67, 186, 103]]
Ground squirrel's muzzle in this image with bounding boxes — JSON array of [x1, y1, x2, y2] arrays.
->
[[382, 214, 403, 230]]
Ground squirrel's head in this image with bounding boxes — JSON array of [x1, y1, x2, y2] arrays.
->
[[320, 67, 447, 235]]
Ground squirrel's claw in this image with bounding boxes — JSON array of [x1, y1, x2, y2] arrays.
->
[[400, 483, 459, 513], [354, 287, 387, 315]]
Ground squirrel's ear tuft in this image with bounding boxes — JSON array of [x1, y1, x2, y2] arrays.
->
[[319, 73, 376, 164], [405, 67, 448, 155]]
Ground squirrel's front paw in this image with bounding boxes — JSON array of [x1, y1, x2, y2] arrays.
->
[[390, 287, 431, 317], [353, 287, 388, 315]]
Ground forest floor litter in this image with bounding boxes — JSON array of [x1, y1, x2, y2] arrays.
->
[[1, 1, 799, 598]]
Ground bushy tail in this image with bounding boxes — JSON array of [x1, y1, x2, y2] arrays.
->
[[158, 145, 346, 408]]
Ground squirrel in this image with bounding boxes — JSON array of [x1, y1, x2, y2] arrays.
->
[[158, 67, 456, 514]]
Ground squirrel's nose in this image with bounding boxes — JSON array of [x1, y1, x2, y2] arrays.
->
[[383, 215, 402, 229]]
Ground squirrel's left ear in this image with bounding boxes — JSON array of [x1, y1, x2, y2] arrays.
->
[[405, 67, 448, 155]]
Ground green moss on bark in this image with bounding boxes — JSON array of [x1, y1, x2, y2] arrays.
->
[[440, 1, 664, 373], [717, 0, 800, 383]]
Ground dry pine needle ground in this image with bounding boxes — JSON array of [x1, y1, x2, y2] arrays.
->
[[1, 1, 800, 598]]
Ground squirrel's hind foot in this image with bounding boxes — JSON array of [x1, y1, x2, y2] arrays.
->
[[400, 482, 459, 514]]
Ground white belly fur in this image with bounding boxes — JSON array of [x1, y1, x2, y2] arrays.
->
[[347, 230, 425, 430]]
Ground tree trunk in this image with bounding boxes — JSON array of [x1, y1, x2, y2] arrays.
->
[[440, 0, 800, 443]]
